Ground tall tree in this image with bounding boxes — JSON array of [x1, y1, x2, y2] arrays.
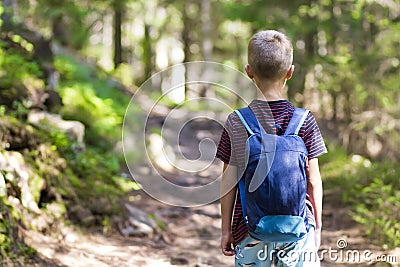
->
[[181, 0, 191, 64], [199, 0, 212, 97], [113, 0, 124, 69], [142, 23, 153, 80]]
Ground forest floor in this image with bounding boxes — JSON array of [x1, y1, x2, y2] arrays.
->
[[22, 109, 400, 267], [23, 189, 398, 267]]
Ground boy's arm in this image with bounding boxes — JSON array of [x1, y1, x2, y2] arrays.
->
[[307, 158, 323, 249], [220, 163, 237, 256]]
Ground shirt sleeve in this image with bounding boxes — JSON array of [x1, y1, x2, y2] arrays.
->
[[300, 112, 328, 159], [216, 113, 243, 166], [216, 127, 232, 164]]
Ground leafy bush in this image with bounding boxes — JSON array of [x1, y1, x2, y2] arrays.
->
[[348, 164, 400, 249], [0, 24, 142, 262], [41, 128, 130, 217], [320, 143, 400, 249], [57, 83, 123, 147], [54, 54, 134, 149], [0, 40, 41, 89], [0, 40, 42, 110]]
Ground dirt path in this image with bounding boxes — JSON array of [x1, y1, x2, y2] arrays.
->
[[25, 186, 399, 267], [24, 110, 399, 267]]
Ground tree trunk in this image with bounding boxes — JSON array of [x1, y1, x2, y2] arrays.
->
[[142, 23, 153, 80], [331, 91, 337, 122], [181, 0, 191, 98], [289, 0, 317, 107], [300, 30, 316, 107], [113, 1, 123, 69], [182, 0, 191, 64], [52, 14, 69, 47], [343, 80, 352, 124], [199, 0, 212, 97], [201, 0, 212, 61], [1, 0, 13, 31]]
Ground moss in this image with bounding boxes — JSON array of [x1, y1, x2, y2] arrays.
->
[[44, 202, 67, 220], [28, 173, 45, 205], [0, 197, 36, 260], [1, 112, 124, 235]]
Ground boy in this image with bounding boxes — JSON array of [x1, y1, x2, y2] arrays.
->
[[216, 30, 327, 266]]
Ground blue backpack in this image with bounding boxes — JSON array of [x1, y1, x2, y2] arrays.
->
[[234, 107, 310, 242]]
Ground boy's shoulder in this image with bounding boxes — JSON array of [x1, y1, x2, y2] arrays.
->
[[224, 100, 291, 133], [249, 99, 295, 111], [229, 99, 296, 121], [225, 99, 320, 135]]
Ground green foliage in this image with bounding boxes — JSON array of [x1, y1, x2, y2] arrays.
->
[[0, 36, 44, 115], [53, 54, 92, 81], [148, 213, 166, 231], [14, 0, 93, 49], [47, 128, 72, 154], [352, 179, 400, 249], [0, 1, 146, 261], [39, 128, 126, 216], [112, 176, 141, 192], [8, 101, 30, 119], [0, 198, 36, 261], [319, 143, 362, 186], [0, 38, 140, 247], [321, 143, 400, 249], [54, 54, 134, 149], [0, 42, 42, 89], [58, 83, 122, 146], [102, 216, 111, 235], [111, 63, 136, 87], [345, 162, 400, 249]]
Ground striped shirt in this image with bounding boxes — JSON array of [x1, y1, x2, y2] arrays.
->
[[216, 99, 327, 245]]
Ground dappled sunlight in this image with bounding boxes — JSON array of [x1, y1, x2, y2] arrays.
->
[[24, 228, 177, 267]]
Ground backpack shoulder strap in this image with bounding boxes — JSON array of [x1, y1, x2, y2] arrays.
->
[[234, 107, 261, 135], [238, 173, 248, 224], [284, 108, 309, 136], [233, 107, 262, 225]]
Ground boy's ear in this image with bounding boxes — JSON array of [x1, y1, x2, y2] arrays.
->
[[285, 65, 295, 80], [245, 64, 254, 79]]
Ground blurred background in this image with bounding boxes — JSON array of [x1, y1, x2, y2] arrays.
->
[[0, 0, 399, 266]]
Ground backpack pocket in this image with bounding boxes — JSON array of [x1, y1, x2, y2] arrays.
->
[[251, 215, 307, 242]]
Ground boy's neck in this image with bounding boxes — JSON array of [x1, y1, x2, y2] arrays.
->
[[255, 79, 286, 101]]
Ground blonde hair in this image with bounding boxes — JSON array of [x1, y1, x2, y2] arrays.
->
[[248, 30, 293, 80]]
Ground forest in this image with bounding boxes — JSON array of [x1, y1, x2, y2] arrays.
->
[[0, 0, 399, 266]]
